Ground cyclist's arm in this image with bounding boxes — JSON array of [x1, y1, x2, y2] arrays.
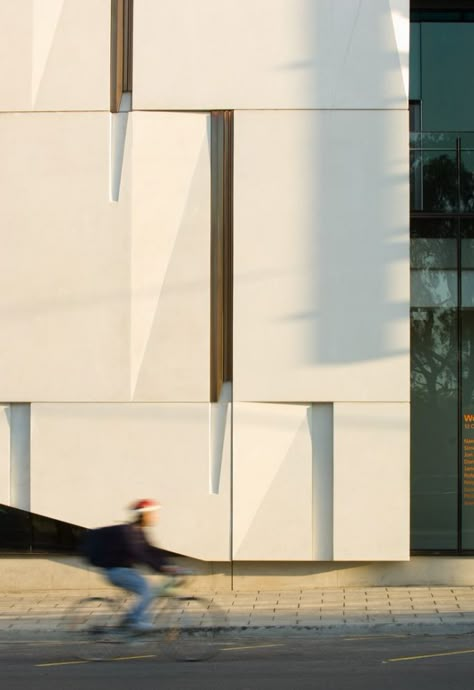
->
[[143, 543, 168, 572]]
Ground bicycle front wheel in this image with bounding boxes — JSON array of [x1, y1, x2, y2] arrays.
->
[[152, 595, 226, 662]]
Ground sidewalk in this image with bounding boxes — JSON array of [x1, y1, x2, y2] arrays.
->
[[2, 586, 474, 637]]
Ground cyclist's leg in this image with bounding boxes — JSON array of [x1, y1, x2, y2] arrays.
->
[[103, 567, 153, 625]]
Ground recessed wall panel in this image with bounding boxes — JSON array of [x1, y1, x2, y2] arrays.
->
[[0, 113, 130, 401], [333, 402, 410, 561], [133, 0, 408, 110], [233, 110, 409, 403], [30, 403, 230, 561], [131, 112, 211, 402], [233, 403, 313, 560]]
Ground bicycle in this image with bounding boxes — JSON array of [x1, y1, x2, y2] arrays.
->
[[63, 573, 226, 662]]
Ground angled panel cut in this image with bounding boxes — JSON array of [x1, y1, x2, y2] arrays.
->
[[131, 112, 211, 402], [233, 403, 313, 560], [30, 403, 231, 561]]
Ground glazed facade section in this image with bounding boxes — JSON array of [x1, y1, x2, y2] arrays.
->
[[410, 11, 474, 553], [0, 1, 410, 562]]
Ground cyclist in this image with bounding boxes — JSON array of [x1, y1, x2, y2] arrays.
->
[[81, 498, 172, 631]]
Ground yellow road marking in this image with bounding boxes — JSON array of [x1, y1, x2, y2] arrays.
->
[[115, 654, 156, 661], [36, 660, 90, 668], [221, 643, 283, 652], [344, 635, 407, 641], [36, 653, 156, 667], [35, 643, 283, 667], [385, 648, 474, 663]]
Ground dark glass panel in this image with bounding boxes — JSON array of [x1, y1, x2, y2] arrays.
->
[[461, 221, 474, 548], [410, 132, 459, 149], [411, 306, 459, 550], [459, 150, 474, 212], [411, 221, 459, 550], [0, 505, 32, 551], [409, 102, 422, 134], [422, 24, 474, 132], [0, 504, 85, 553], [410, 25, 421, 101], [411, 216, 458, 239], [412, 12, 474, 23], [412, 12, 464, 22], [411, 150, 458, 212], [461, 308, 474, 548]]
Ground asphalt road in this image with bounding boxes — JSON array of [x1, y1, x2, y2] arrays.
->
[[3, 631, 474, 689]]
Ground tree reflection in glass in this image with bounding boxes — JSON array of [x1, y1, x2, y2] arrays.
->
[[411, 236, 458, 550]]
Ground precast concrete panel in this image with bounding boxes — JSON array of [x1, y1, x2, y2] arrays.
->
[[0, 2, 32, 111], [131, 112, 211, 402], [333, 402, 410, 561], [0, 0, 110, 112], [233, 109, 410, 403], [133, 0, 409, 110], [30, 403, 231, 561], [0, 113, 130, 401], [0, 111, 212, 403], [233, 403, 313, 560]]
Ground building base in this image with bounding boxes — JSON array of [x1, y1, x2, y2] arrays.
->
[[1, 556, 474, 591]]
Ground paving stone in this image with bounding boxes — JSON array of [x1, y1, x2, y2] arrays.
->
[[343, 602, 368, 608], [2, 588, 474, 634]]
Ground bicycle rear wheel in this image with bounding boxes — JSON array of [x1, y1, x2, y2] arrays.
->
[[152, 595, 226, 662], [63, 596, 134, 661]]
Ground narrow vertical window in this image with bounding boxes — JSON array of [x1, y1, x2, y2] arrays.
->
[[111, 0, 133, 113], [122, 0, 133, 94], [210, 112, 233, 402]]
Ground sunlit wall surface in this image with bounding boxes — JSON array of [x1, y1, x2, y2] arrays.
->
[[0, 0, 410, 563]]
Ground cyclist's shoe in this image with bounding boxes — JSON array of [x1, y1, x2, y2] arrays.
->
[[130, 621, 155, 633]]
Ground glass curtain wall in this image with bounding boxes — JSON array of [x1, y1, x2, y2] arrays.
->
[[410, 12, 474, 551], [0, 504, 85, 553]]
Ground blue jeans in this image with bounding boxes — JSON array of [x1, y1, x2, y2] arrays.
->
[[104, 567, 153, 625]]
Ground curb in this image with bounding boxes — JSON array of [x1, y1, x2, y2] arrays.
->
[[1, 620, 474, 640]]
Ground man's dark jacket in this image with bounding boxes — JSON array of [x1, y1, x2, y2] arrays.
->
[[80, 524, 166, 571]]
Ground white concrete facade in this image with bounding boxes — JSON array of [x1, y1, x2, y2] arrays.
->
[[0, 0, 411, 570]]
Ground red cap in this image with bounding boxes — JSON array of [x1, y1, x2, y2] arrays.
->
[[130, 499, 160, 513]]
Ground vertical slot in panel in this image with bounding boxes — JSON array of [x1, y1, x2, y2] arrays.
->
[[10, 404, 31, 511], [223, 111, 234, 383], [0, 406, 11, 505], [110, 0, 124, 113], [312, 403, 333, 560], [210, 111, 233, 402], [123, 0, 133, 93], [111, 0, 133, 112]]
